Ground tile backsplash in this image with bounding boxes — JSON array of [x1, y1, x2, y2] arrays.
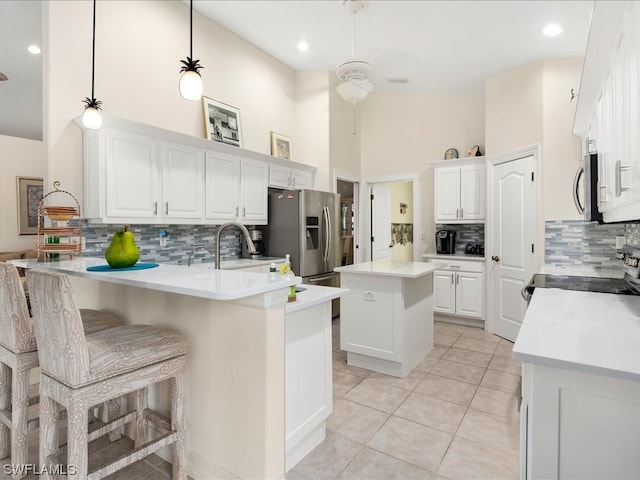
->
[[81, 221, 242, 265], [435, 224, 484, 255], [545, 220, 640, 267]]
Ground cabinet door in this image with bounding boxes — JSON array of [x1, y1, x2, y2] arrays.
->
[[162, 142, 205, 220], [460, 165, 485, 220], [433, 270, 456, 314], [269, 164, 292, 188], [434, 167, 461, 222], [291, 168, 312, 189], [205, 152, 240, 222], [455, 271, 483, 318], [105, 130, 160, 220], [240, 159, 268, 223]]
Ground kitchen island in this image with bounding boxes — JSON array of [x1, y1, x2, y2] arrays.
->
[[335, 260, 441, 377], [513, 288, 640, 479], [12, 257, 346, 479]]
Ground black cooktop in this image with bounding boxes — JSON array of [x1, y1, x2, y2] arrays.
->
[[528, 274, 640, 295]]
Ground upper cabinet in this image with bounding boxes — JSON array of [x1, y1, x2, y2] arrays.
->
[[80, 116, 315, 225], [574, 1, 640, 222], [269, 164, 313, 189], [434, 161, 485, 223]]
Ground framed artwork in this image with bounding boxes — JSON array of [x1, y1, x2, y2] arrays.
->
[[202, 96, 242, 147], [270, 131, 291, 160], [17, 176, 43, 235]]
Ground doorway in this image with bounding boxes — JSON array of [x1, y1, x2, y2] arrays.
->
[[336, 176, 359, 266]]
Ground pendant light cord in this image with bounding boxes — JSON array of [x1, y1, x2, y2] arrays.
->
[[189, 0, 193, 59], [91, 0, 96, 100]]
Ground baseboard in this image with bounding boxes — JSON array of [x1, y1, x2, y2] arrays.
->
[[434, 314, 484, 329]]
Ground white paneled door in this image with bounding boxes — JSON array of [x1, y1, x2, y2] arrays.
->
[[491, 155, 537, 342], [371, 185, 391, 260]]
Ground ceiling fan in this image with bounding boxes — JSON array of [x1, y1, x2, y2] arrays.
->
[[335, 0, 373, 105]]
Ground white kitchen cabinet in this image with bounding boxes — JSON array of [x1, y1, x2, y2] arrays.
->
[[103, 129, 161, 221], [521, 362, 640, 479], [285, 301, 332, 471], [205, 152, 268, 224], [269, 164, 313, 189], [161, 142, 205, 220], [575, 1, 640, 222], [434, 163, 485, 223], [428, 257, 484, 320]]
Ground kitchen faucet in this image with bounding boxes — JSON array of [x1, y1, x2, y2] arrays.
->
[[187, 245, 213, 267], [215, 222, 256, 269]]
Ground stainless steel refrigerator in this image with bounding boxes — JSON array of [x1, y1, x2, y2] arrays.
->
[[263, 189, 341, 312]]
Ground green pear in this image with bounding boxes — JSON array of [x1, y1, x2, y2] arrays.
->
[[105, 225, 140, 268]]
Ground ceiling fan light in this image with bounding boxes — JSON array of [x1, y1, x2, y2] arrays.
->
[[337, 79, 371, 104], [82, 105, 103, 129], [179, 69, 203, 100]]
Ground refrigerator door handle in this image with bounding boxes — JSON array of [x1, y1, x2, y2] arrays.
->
[[307, 272, 339, 283], [322, 206, 330, 262], [326, 206, 332, 262]]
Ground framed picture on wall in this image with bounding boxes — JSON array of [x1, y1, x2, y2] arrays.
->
[[17, 176, 43, 235], [270, 131, 291, 161], [202, 96, 243, 147]]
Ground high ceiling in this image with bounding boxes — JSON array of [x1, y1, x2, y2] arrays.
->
[[0, 0, 594, 141]]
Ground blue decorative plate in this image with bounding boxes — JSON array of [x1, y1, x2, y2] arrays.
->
[[86, 263, 159, 272]]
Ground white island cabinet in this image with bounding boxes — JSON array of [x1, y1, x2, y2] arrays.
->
[[12, 258, 346, 480], [335, 260, 440, 377], [514, 288, 640, 479]]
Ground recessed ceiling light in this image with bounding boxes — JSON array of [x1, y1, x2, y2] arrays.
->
[[297, 41, 309, 52], [542, 24, 562, 37], [28, 45, 41, 55]]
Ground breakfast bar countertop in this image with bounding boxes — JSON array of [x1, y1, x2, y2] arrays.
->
[[335, 260, 441, 278], [10, 257, 300, 301]]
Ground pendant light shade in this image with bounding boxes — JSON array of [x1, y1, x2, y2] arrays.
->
[[179, 70, 203, 100], [82, 0, 102, 129], [179, 0, 204, 100], [336, 0, 372, 105]]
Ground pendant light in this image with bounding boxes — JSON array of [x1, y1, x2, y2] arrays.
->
[[179, 0, 204, 100], [336, 0, 373, 105], [82, 0, 102, 129]]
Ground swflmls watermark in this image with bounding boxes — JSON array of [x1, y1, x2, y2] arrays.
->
[[3, 464, 78, 475]]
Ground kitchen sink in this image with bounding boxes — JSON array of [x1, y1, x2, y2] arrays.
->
[[295, 287, 307, 293]]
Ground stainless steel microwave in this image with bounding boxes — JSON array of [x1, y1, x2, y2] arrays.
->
[[573, 152, 603, 223]]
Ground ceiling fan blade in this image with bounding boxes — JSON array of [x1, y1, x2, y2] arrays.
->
[[0, 72, 8, 81]]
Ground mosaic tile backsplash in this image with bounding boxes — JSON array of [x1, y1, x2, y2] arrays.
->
[[435, 224, 484, 255], [81, 221, 243, 265], [545, 220, 640, 267]]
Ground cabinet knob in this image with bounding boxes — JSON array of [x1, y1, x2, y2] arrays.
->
[[491, 255, 500, 262]]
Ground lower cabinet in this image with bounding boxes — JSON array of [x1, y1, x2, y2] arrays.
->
[[431, 260, 484, 319], [521, 362, 640, 479], [285, 301, 332, 471]]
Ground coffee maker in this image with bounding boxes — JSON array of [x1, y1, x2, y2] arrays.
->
[[242, 228, 266, 258], [436, 230, 456, 254]]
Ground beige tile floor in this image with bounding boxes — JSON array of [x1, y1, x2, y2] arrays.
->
[[288, 320, 521, 480]]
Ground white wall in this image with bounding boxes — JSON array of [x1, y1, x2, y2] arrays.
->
[[43, 0, 300, 205], [0, 134, 43, 251], [379, 181, 413, 261]]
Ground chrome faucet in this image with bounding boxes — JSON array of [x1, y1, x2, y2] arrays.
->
[[215, 222, 256, 269], [187, 246, 213, 267]]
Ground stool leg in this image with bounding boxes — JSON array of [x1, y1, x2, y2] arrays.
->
[[39, 394, 58, 480], [67, 400, 88, 480], [107, 398, 122, 442], [10, 367, 29, 480], [134, 388, 148, 449], [170, 374, 186, 480], [0, 362, 10, 460]]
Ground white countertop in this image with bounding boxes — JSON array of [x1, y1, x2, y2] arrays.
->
[[11, 257, 300, 301], [422, 253, 486, 263], [285, 285, 349, 314], [513, 288, 640, 382], [219, 257, 285, 270], [334, 260, 440, 278]]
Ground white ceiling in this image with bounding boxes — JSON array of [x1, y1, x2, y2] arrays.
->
[[0, 0, 594, 141]]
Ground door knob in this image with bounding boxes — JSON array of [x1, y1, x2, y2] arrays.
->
[[491, 255, 500, 262]]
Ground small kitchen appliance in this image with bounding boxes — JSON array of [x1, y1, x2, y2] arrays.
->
[[436, 230, 456, 254], [241, 228, 265, 258]]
